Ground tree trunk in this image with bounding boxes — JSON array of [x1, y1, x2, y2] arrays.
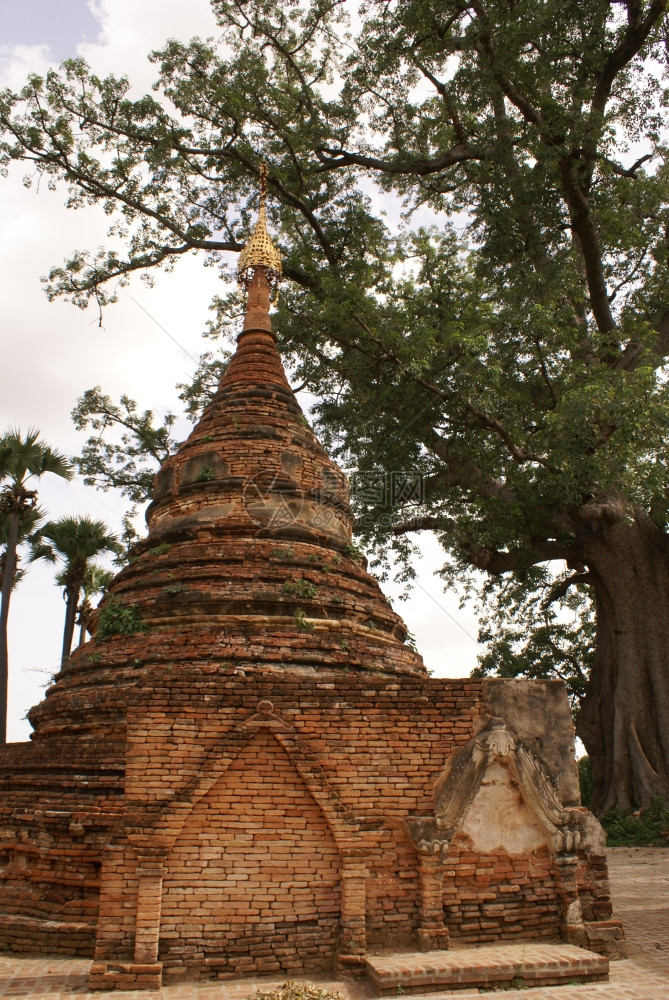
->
[[77, 597, 92, 647], [576, 510, 669, 812], [0, 511, 20, 744], [61, 585, 80, 667]]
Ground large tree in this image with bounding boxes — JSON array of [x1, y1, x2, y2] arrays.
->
[[30, 516, 121, 666], [2, 0, 669, 809], [0, 429, 71, 742]]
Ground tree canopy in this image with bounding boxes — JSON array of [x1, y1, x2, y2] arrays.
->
[[2, 0, 669, 808]]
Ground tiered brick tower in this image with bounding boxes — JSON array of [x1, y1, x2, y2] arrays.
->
[[0, 179, 625, 991], [29, 191, 423, 747]]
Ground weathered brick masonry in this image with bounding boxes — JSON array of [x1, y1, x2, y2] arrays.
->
[[0, 223, 625, 989]]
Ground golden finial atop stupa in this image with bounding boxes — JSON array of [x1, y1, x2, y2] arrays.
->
[[237, 162, 282, 288]]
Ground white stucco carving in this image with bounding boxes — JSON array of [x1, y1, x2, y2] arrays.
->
[[460, 760, 548, 854]]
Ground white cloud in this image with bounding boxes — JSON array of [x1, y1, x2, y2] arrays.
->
[[82, 0, 220, 87], [0, 43, 51, 88]]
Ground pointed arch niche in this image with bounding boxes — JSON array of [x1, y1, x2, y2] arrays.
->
[[129, 702, 366, 979]]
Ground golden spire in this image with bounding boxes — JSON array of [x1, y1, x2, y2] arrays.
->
[[237, 162, 282, 289]]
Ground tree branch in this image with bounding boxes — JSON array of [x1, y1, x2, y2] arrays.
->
[[462, 538, 575, 575], [619, 308, 669, 370], [314, 143, 478, 176], [392, 516, 449, 535], [591, 0, 668, 117], [541, 572, 592, 608], [465, 402, 547, 464], [559, 154, 619, 345], [585, 150, 654, 178], [470, 0, 544, 127]]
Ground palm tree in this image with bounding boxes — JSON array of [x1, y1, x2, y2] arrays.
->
[[30, 516, 121, 667], [0, 428, 72, 743], [1, 505, 45, 592], [73, 563, 115, 647]]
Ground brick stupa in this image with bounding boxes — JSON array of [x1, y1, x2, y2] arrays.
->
[[0, 185, 625, 991]]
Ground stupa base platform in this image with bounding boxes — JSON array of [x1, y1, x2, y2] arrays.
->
[[365, 943, 609, 995], [0, 914, 96, 957], [89, 961, 163, 991]]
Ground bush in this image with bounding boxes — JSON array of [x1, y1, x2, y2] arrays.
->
[[599, 797, 669, 847], [97, 598, 147, 640], [578, 756, 669, 845]]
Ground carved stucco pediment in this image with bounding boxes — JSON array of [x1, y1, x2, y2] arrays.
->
[[405, 718, 604, 857]]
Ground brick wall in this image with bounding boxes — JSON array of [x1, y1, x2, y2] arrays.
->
[[160, 729, 340, 977], [443, 841, 560, 943], [0, 740, 124, 956], [116, 673, 585, 976]]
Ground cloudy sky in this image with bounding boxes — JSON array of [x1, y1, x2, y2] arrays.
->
[[0, 0, 480, 741]]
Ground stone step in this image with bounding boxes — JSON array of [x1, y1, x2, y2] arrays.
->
[[365, 942, 609, 995]]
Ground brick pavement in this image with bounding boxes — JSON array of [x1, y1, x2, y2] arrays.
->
[[0, 848, 666, 1000]]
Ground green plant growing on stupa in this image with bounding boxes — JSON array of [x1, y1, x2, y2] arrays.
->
[[283, 579, 318, 600], [97, 598, 147, 640], [271, 547, 294, 560], [147, 542, 171, 556], [292, 607, 315, 632], [404, 631, 417, 651]]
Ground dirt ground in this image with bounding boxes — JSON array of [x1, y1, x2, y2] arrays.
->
[[606, 847, 669, 977]]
